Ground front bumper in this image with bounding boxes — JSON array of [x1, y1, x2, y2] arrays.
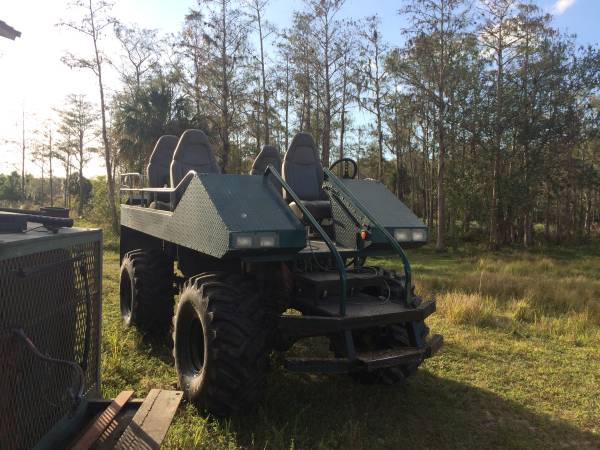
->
[[285, 334, 444, 374]]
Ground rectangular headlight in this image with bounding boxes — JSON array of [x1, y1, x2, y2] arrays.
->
[[394, 229, 411, 242], [412, 228, 427, 242], [257, 234, 277, 248], [233, 234, 253, 248]]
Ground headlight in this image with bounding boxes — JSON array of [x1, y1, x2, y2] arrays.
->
[[394, 228, 427, 242], [394, 229, 411, 242], [232, 233, 278, 248], [233, 234, 253, 248], [257, 233, 277, 248], [412, 228, 427, 241]]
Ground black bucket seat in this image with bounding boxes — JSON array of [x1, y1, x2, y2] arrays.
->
[[147, 135, 178, 188], [170, 129, 220, 188], [250, 145, 281, 175], [282, 132, 331, 220]]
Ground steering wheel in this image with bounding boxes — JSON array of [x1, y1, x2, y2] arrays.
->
[[329, 158, 358, 179]]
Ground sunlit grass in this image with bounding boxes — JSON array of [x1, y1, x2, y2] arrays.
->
[[97, 243, 600, 449]]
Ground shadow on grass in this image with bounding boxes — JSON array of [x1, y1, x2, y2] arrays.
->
[[137, 332, 174, 365], [223, 369, 599, 450]]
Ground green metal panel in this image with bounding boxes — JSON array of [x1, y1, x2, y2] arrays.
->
[[121, 174, 306, 259], [342, 179, 426, 229]]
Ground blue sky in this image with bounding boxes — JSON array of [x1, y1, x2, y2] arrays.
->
[[131, 0, 598, 47], [0, 0, 596, 176]]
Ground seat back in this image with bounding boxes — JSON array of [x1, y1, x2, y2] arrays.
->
[[250, 145, 281, 175], [147, 135, 178, 188], [170, 129, 220, 187], [282, 132, 324, 202]]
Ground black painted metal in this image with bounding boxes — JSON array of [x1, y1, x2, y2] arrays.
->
[[285, 333, 443, 374], [278, 299, 436, 340], [0, 211, 74, 232]]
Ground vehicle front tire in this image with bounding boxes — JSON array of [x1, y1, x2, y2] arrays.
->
[[173, 272, 270, 415], [119, 249, 174, 335]]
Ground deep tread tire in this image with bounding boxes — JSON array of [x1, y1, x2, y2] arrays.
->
[[173, 272, 270, 416], [119, 249, 174, 334]]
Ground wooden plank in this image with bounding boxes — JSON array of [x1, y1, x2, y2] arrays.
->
[[69, 390, 134, 450], [114, 390, 183, 450]]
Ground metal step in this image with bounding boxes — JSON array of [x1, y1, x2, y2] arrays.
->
[[285, 334, 443, 374]]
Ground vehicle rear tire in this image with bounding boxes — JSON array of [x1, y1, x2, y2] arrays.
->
[[173, 272, 270, 415], [119, 249, 174, 335]]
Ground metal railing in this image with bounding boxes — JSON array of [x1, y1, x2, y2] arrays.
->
[[323, 168, 413, 303], [120, 170, 199, 211], [264, 165, 349, 316]]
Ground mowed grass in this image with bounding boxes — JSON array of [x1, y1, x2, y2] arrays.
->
[[99, 245, 600, 449]]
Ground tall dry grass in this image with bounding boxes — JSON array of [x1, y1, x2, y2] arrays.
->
[[409, 249, 600, 343]]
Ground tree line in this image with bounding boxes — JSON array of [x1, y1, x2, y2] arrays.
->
[[7, 0, 599, 250]]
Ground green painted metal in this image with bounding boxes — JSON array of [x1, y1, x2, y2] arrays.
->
[[338, 179, 426, 229], [264, 165, 349, 316], [120, 174, 306, 259], [323, 168, 413, 303]]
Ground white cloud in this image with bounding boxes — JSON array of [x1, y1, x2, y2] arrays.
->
[[552, 0, 576, 15]]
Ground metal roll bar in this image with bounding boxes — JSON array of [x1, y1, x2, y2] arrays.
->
[[323, 168, 412, 303], [264, 165, 349, 316]]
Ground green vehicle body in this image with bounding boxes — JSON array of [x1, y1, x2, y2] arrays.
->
[[119, 130, 442, 414]]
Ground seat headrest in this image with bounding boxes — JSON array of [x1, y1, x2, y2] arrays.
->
[[170, 129, 220, 187], [172, 129, 217, 167], [282, 132, 324, 202], [250, 145, 281, 175], [147, 135, 178, 187], [284, 132, 319, 165], [150, 135, 178, 165]]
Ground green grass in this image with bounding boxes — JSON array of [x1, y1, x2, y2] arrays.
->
[[99, 246, 600, 449]]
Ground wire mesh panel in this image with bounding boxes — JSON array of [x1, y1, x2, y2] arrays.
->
[[323, 180, 366, 249], [0, 231, 102, 450]]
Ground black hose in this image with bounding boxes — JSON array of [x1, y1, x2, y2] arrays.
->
[[0, 211, 73, 229], [12, 329, 85, 409]]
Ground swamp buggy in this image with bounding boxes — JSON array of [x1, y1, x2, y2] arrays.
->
[[119, 129, 443, 415]]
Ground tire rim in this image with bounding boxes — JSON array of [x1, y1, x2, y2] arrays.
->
[[120, 269, 133, 322], [188, 317, 205, 372]]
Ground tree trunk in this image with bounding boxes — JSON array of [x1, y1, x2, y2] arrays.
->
[[220, 0, 230, 172], [21, 108, 26, 197], [284, 59, 290, 151], [90, 0, 118, 233], [257, 7, 269, 145], [49, 130, 54, 207], [436, 113, 446, 252], [78, 133, 85, 217]]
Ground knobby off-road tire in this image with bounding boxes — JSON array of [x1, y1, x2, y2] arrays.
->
[[119, 249, 174, 335], [173, 272, 271, 416], [335, 268, 430, 385]]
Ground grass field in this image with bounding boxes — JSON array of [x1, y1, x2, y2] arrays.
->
[[98, 243, 600, 449]]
